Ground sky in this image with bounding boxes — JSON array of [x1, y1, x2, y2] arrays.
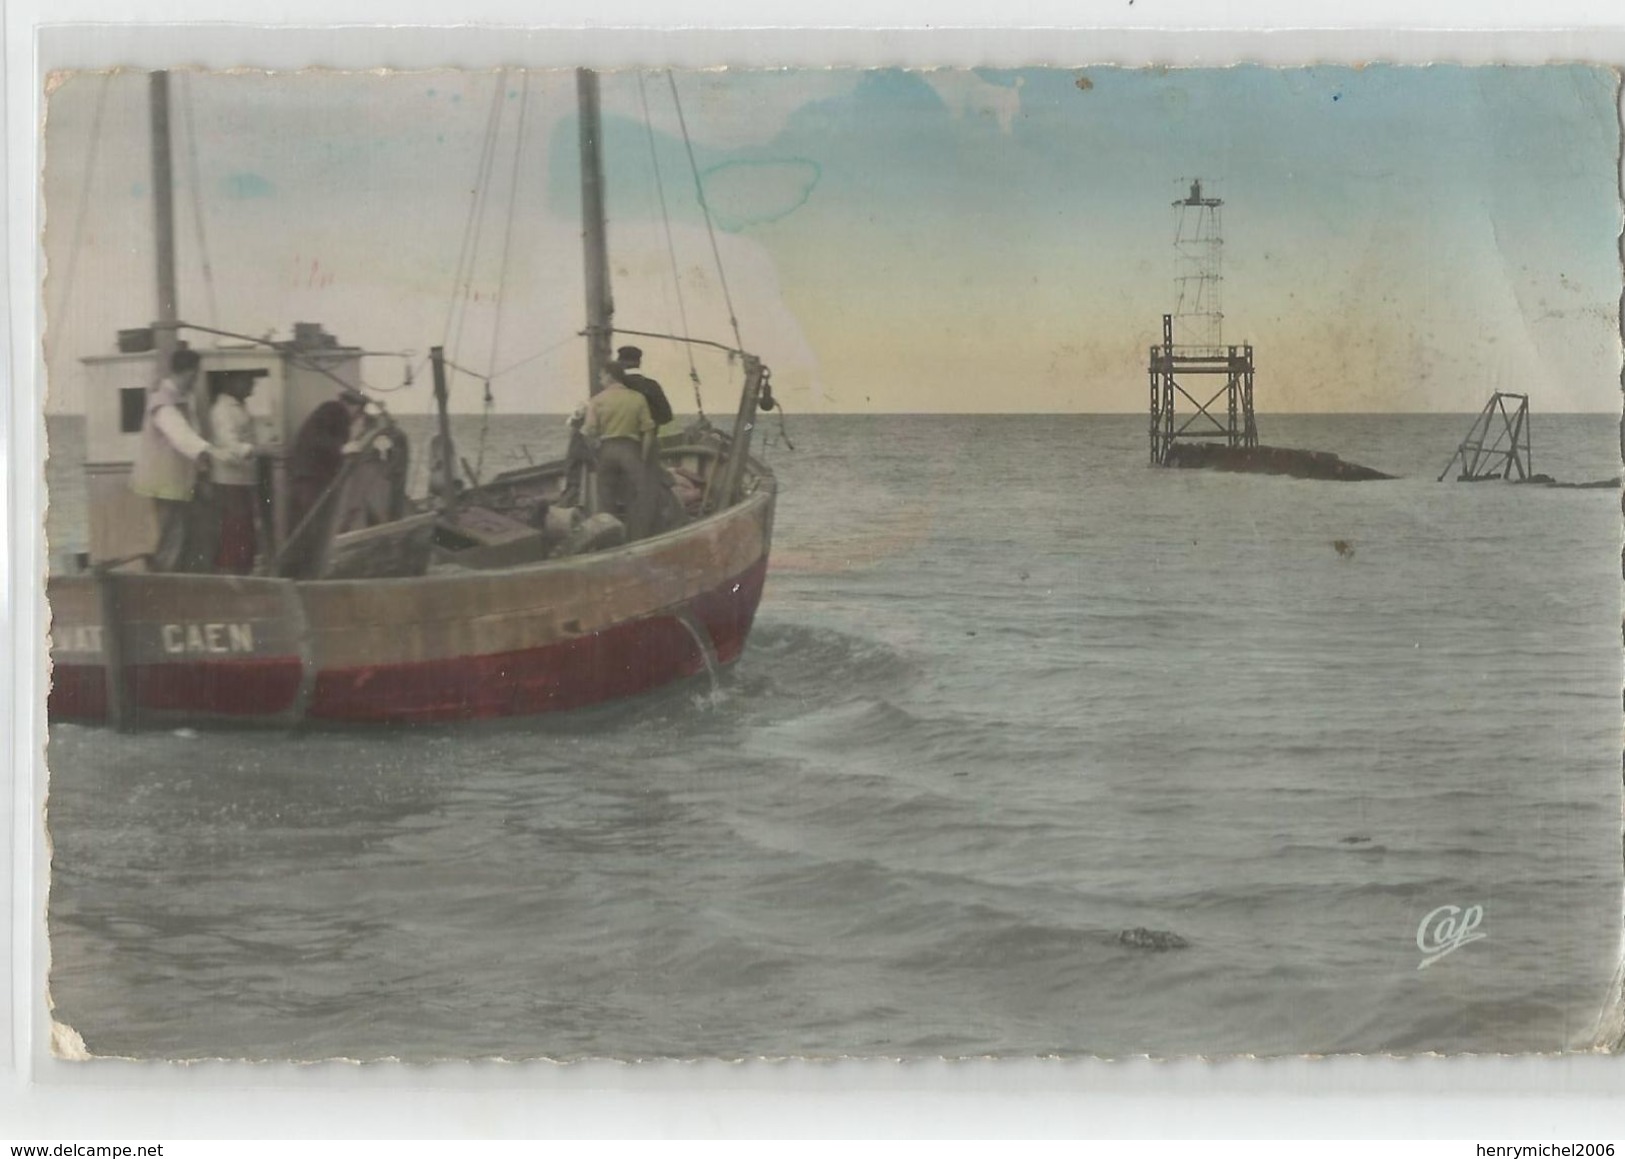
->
[[39, 64, 1623, 414]]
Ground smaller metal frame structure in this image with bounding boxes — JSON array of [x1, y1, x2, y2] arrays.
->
[[1437, 392, 1531, 482], [1147, 313, 1257, 465]]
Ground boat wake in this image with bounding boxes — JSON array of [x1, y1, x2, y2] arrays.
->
[[737, 621, 920, 699]]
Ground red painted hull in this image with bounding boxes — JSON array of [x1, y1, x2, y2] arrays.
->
[[47, 484, 774, 727], [48, 558, 766, 725], [50, 658, 304, 723], [307, 556, 765, 723]]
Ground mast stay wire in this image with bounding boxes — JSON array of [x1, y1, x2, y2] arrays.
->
[[47, 72, 112, 366], [441, 72, 508, 367], [475, 70, 532, 482], [666, 71, 746, 359], [178, 72, 221, 337], [637, 71, 706, 423], [486, 331, 579, 383], [428, 70, 506, 496], [634, 77, 685, 393], [177, 319, 407, 401], [664, 75, 795, 458]]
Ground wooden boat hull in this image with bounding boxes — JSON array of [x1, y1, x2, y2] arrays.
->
[[47, 484, 774, 726]]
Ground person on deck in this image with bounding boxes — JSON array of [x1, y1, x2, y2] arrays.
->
[[583, 364, 656, 539], [616, 345, 688, 535], [287, 387, 368, 534], [614, 345, 673, 429], [208, 371, 262, 574], [129, 347, 244, 573]]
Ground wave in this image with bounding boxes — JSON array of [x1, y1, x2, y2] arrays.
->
[[734, 621, 921, 700]]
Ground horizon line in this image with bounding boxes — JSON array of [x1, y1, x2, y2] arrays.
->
[[41, 409, 1625, 419]]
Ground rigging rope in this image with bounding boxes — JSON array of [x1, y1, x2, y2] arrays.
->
[[476, 72, 531, 482], [637, 72, 705, 421], [177, 321, 396, 395], [667, 71, 746, 359], [359, 353, 423, 393], [429, 70, 508, 498], [179, 73, 220, 334], [772, 399, 796, 452], [441, 72, 508, 361], [754, 365, 795, 456], [47, 72, 111, 365], [472, 375, 494, 482], [487, 331, 580, 382]]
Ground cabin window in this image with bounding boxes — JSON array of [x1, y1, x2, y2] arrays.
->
[[119, 388, 146, 433]]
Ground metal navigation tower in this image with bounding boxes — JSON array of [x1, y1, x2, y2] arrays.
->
[[1147, 177, 1258, 466], [1171, 178, 1224, 355]]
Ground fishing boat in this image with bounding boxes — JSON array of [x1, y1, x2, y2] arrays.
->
[[47, 69, 779, 727]]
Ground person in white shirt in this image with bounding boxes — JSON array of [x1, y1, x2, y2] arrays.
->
[[207, 370, 263, 574], [129, 347, 245, 572]]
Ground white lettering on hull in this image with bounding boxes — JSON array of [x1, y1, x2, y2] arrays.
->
[[55, 625, 104, 654], [161, 622, 257, 655]]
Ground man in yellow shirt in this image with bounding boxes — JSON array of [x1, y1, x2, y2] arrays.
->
[[582, 364, 656, 539]]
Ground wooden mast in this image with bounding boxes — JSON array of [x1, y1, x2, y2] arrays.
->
[[577, 69, 613, 396], [104, 69, 185, 730], [150, 71, 180, 379], [428, 344, 457, 503]]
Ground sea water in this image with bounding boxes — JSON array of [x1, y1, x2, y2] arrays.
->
[[37, 413, 1624, 1058]]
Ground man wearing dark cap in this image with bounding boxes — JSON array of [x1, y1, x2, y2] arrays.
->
[[614, 345, 673, 428]]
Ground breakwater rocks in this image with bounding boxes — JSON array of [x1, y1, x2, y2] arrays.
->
[[1165, 443, 1394, 481], [1510, 475, 1621, 490]]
